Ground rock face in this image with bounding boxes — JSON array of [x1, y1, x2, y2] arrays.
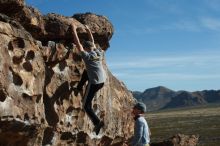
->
[[0, 1, 134, 146], [0, 0, 113, 51], [73, 13, 114, 50]]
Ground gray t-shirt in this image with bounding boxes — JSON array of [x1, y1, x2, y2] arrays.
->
[[80, 48, 106, 84]]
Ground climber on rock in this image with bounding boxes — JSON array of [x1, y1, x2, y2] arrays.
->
[[70, 23, 106, 135]]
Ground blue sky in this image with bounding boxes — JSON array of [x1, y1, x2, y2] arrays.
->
[[26, 0, 220, 92]]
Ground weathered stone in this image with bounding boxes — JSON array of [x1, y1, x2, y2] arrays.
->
[[151, 134, 199, 146], [0, 0, 24, 14], [42, 13, 79, 41], [0, 1, 113, 51], [73, 12, 114, 50], [0, 1, 134, 146], [0, 1, 201, 146], [0, 13, 46, 146]]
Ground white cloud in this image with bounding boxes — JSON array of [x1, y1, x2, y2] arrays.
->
[[170, 17, 220, 32], [168, 20, 201, 32], [108, 52, 220, 85], [114, 72, 220, 81], [154, 17, 220, 33], [108, 53, 220, 70], [200, 17, 220, 31], [123, 18, 215, 35], [144, 0, 183, 15]]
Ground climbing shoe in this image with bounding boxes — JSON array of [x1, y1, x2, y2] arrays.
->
[[94, 121, 104, 135]]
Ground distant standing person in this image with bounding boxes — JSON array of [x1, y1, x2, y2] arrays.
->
[[70, 23, 106, 135], [126, 102, 151, 146]]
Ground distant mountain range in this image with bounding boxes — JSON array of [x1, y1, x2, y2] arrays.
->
[[132, 86, 220, 111]]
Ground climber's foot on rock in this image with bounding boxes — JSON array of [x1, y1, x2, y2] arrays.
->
[[94, 121, 104, 135]]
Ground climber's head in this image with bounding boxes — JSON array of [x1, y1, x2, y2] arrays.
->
[[83, 40, 95, 51], [132, 102, 146, 116]]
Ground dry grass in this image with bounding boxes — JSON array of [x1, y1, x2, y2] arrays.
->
[[146, 105, 220, 146]]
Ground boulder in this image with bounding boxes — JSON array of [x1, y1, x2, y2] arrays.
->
[[0, 1, 134, 145], [73, 13, 114, 50], [151, 134, 199, 146], [0, 1, 113, 50]]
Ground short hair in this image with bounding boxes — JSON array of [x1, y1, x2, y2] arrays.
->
[[82, 40, 94, 49]]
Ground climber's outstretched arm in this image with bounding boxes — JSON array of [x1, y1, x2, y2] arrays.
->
[[70, 24, 84, 52], [85, 25, 96, 48]]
